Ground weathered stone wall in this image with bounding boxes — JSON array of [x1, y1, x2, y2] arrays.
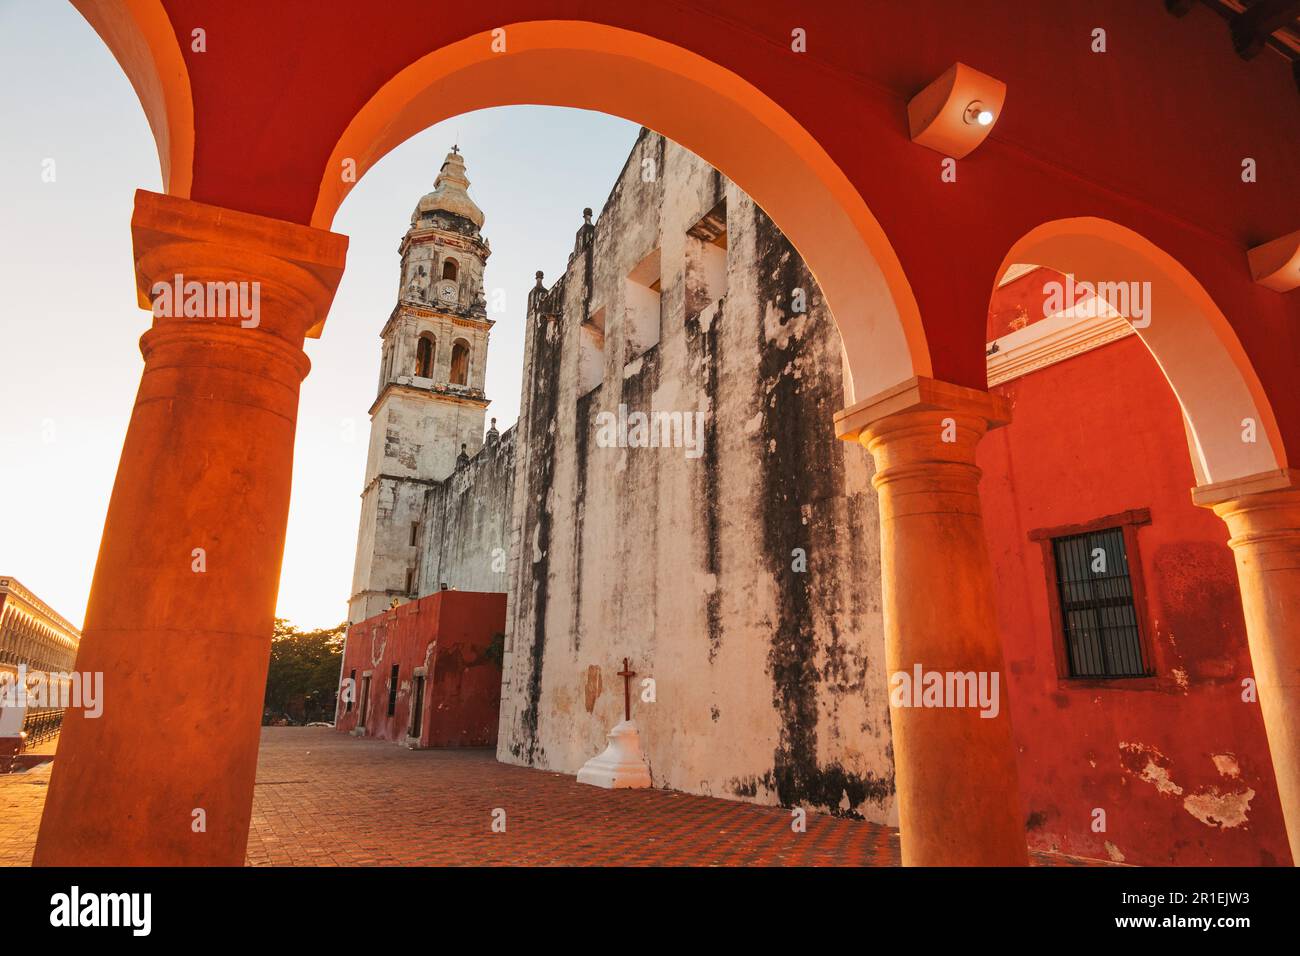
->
[[349, 472, 438, 623], [495, 130, 895, 821], [416, 425, 516, 595]]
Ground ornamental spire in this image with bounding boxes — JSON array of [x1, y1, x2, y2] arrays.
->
[[411, 146, 484, 230]]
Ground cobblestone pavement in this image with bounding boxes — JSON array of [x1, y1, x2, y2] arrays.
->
[[2, 727, 1108, 866]]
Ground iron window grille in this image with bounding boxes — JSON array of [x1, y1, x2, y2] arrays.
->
[[1029, 509, 1154, 682], [1050, 526, 1151, 678]]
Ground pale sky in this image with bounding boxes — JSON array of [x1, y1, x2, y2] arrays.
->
[[0, 0, 640, 630]]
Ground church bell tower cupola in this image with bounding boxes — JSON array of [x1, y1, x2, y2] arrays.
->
[[380, 145, 493, 399], [349, 146, 496, 623]]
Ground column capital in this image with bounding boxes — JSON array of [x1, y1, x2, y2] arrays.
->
[[1191, 467, 1300, 508], [833, 375, 1011, 444], [131, 189, 349, 342]]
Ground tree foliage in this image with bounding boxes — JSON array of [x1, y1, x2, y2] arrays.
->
[[263, 619, 347, 724]]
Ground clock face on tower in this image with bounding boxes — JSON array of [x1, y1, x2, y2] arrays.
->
[[437, 281, 457, 305]]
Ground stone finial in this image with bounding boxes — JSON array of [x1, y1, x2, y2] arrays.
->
[[534, 271, 544, 288], [582, 207, 593, 225]]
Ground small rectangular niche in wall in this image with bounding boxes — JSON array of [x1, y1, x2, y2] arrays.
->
[[579, 306, 606, 394], [686, 199, 727, 318], [624, 248, 662, 361]]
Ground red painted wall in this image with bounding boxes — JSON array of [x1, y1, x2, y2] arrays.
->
[[979, 291, 1291, 865], [148, 0, 1300, 448], [335, 591, 505, 748]]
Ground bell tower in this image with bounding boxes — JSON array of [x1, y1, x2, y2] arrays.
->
[[348, 147, 494, 623]]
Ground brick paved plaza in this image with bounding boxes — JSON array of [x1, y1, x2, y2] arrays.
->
[[1, 728, 1107, 866]]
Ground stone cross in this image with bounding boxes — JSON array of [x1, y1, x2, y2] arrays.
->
[[617, 658, 636, 722]]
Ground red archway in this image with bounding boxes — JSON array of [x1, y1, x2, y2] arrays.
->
[[995, 218, 1287, 486], [34, 0, 1300, 867]]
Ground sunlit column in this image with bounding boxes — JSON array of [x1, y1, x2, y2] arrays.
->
[[837, 376, 1028, 866], [1196, 470, 1300, 866], [34, 191, 347, 866]]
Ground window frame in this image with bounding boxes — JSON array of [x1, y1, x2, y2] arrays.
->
[[386, 663, 400, 717], [1028, 508, 1156, 685], [414, 333, 436, 378], [357, 672, 372, 730], [448, 338, 471, 386], [408, 667, 427, 741]]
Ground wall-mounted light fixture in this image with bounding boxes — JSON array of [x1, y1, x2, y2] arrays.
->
[[964, 101, 995, 126], [1248, 228, 1300, 292], [908, 63, 1006, 158]]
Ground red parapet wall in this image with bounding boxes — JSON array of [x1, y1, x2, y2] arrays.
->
[[335, 591, 505, 748]]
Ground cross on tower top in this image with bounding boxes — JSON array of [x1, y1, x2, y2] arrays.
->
[[450, 144, 460, 155]]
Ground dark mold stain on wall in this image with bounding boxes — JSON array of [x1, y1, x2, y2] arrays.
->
[[751, 207, 893, 817], [697, 303, 724, 663], [513, 284, 567, 765], [570, 221, 596, 655], [684, 213, 724, 662]]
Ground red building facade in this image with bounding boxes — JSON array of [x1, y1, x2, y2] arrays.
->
[[336, 591, 505, 748], [982, 269, 1290, 866]]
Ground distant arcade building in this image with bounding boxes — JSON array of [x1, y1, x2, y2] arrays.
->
[[0, 577, 81, 756]]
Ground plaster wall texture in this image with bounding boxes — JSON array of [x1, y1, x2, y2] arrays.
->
[[494, 131, 894, 821], [416, 425, 517, 596]]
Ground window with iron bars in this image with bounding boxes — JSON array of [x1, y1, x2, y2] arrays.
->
[[387, 663, 399, 716], [1050, 525, 1151, 678]]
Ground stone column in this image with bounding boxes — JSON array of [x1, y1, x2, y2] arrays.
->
[[836, 376, 1027, 866], [1194, 469, 1300, 866], [33, 191, 347, 866]]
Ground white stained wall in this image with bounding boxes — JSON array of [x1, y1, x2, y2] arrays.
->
[[495, 132, 895, 822]]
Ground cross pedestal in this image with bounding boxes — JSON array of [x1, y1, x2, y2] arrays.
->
[[576, 658, 651, 789]]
